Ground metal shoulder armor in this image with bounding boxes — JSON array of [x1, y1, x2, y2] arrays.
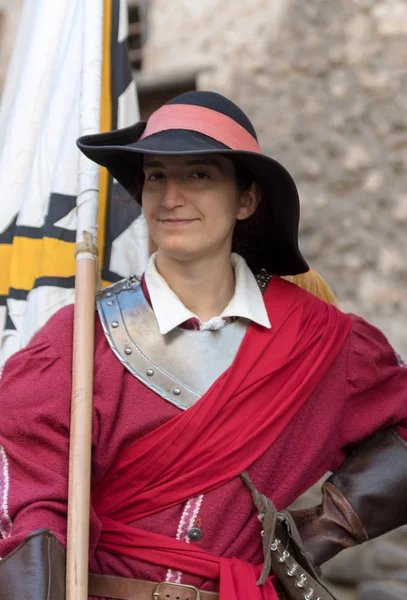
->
[[96, 275, 249, 410]]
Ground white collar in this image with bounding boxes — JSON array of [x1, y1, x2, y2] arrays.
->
[[144, 252, 271, 334]]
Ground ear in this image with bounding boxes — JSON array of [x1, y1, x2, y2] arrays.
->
[[236, 183, 261, 220]]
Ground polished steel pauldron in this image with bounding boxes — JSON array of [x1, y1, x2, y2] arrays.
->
[[96, 276, 250, 410]]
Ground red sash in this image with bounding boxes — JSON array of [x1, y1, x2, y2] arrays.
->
[[93, 277, 351, 599]]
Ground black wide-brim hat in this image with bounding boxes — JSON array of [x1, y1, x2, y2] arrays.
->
[[77, 91, 308, 276]]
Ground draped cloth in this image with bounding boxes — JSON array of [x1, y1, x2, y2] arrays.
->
[[92, 277, 351, 599]]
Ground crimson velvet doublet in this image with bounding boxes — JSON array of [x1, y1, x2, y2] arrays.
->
[[0, 279, 406, 597]]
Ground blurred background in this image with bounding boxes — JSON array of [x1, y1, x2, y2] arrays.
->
[[1, 1, 406, 598]]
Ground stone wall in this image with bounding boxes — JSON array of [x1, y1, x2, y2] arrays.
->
[[144, 0, 407, 354]]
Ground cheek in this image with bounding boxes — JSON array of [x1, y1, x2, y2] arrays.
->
[[211, 196, 240, 229], [201, 208, 238, 242], [141, 193, 156, 222]]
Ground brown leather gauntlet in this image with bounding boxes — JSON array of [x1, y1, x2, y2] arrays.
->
[[0, 529, 66, 599], [291, 428, 407, 567]]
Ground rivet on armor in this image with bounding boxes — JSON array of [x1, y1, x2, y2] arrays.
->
[[286, 564, 298, 577], [295, 574, 307, 588], [187, 527, 203, 542], [111, 321, 119, 328], [146, 368, 154, 377], [270, 539, 280, 551], [106, 292, 112, 297], [304, 588, 314, 600], [124, 347, 132, 355], [106, 300, 113, 306], [278, 550, 290, 563], [173, 387, 181, 396]]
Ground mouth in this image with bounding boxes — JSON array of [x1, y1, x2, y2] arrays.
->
[[157, 218, 199, 226]]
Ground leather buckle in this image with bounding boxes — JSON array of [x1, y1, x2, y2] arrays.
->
[[153, 581, 201, 600]]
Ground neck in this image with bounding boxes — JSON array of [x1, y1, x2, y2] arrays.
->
[[155, 251, 235, 322]]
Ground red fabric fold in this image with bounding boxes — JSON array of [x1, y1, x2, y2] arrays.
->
[[99, 516, 279, 599], [93, 277, 351, 598]]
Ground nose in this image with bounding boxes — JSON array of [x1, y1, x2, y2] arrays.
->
[[160, 177, 185, 209]]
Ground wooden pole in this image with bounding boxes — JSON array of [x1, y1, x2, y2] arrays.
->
[[65, 0, 104, 595], [66, 253, 97, 599]]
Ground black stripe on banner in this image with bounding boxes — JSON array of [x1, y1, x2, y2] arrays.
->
[[7, 288, 29, 301], [0, 194, 77, 243], [13, 225, 44, 239], [110, 0, 133, 130], [44, 193, 77, 243], [101, 182, 142, 282], [6, 276, 76, 301], [0, 217, 17, 244], [11, 225, 75, 243], [44, 227, 76, 243], [33, 276, 76, 289], [107, 183, 142, 242], [5, 311, 16, 331], [101, 269, 124, 284]]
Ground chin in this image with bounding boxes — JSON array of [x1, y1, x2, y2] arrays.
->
[[154, 234, 195, 253], [156, 240, 208, 262]]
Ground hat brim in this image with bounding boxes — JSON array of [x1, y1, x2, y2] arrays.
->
[[77, 123, 309, 276]]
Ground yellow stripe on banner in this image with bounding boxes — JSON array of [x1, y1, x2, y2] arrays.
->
[[102, 279, 114, 288], [0, 244, 13, 296], [97, 0, 113, 286], [8, 237, 76, 292]]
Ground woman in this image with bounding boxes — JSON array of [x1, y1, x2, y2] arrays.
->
[[0, 91, 406, 600]]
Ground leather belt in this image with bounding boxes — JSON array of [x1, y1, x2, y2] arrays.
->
[[88, 573, 219, 600]]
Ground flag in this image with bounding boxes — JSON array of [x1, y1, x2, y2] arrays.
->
[[0, 0, 148, 368]]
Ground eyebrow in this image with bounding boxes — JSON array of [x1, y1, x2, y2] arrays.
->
[[186, 159, 224, 169], [143, 158, 226, 171]]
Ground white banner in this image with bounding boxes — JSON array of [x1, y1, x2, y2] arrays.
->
[[0, 0, 147, 368]]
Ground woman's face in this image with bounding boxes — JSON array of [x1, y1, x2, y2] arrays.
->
[[142, 154, 258, 263]]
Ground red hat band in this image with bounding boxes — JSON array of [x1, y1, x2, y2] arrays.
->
[[140, 104, 262, 154]]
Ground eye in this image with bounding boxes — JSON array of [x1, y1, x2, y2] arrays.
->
[[145, 171, 165, 181], [190, 171, 211, 180]]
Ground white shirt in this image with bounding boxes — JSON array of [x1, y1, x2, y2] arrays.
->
[[144, 252, 271, 334]]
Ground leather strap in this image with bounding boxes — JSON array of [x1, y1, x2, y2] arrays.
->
[[88, 573, 219, 600]]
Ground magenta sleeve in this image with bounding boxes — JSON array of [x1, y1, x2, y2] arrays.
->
[[334, 314, 407, 462], [0, 306, 101, 559]]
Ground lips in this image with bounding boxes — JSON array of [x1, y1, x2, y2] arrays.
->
[[158, 218, 198, 222]]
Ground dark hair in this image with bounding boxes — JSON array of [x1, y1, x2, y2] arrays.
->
[[230, 158, 265, 261], [231, 158, 255, 194]]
